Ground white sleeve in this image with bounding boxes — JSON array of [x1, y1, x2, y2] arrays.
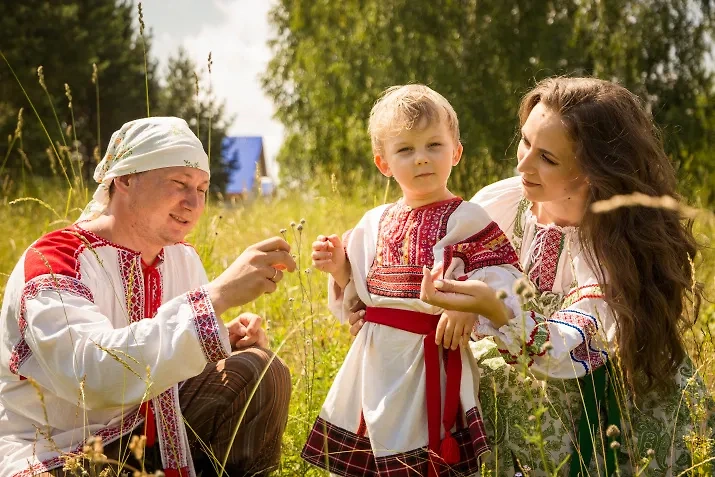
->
[[326, 205, 387, 323], [19, 275, 230, 410], [474, 260, 616, 378]]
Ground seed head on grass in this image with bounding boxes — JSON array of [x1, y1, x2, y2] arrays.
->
[[37, 66, 46, 90], [137, 2, 145, 36], [14, 107, 23, 138], [64, 83, 73, 109]]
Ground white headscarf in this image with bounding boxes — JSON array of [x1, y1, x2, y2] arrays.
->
[[77, 117, 210, 222]]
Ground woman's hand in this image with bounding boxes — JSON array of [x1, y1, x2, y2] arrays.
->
[[347, 302, 366, 337], [420, 266, 511, 328]]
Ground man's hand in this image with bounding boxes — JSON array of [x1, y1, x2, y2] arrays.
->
[[207, 236, 297, 316], [435, 310, 478, 350], [226, 312, 268, 349], [312, 234, 351, 288]]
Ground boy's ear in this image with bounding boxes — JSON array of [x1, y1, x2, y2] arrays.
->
[[452, 142, 464, 166], [374, 154, 392, 177]]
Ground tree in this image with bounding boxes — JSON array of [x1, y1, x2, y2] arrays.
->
[[263, 0, 715, 203], [0, 0, 161, 188], [155, 48, 237, 195]]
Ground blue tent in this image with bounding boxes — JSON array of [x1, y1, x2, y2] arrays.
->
[[221, 136, 266, 195]]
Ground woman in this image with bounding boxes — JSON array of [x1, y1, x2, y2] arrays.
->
[[351, 77, 714, 476]]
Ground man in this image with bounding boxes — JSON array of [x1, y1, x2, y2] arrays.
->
[[0, 117, 295, 477]]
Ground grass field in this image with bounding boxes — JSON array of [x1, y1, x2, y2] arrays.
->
[[1, 173, 713, 476]]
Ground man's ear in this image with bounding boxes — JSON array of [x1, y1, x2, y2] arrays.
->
[[374, 154, 391, 177], [452, 142, 464, 166], [112, 175, 131, 194]]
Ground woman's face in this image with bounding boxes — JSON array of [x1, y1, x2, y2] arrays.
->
[[516, 102, 590, 206]]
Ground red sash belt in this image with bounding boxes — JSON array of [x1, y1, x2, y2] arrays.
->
[[364, 307, 462, 476]]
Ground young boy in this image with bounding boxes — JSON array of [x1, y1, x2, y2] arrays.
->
[[301, 85, 522, 477]]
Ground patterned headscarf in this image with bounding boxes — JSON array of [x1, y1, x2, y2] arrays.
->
[[78, 117, 210, 222]]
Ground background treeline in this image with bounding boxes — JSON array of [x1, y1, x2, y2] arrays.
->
[[262, 0, 715, 203], [1, 1, 713, 203], [0, 0, 234, 194]]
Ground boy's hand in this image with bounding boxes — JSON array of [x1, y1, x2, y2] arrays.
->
[[435, 310, 478, 350], [312, 235, 350, 287]]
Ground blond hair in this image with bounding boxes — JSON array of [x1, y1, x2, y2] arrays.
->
[[368, 84, 460, 154]]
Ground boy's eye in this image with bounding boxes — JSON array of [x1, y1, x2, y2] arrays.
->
[[173, 180, 186, 187], [429, 142, 442, 148], [520, 136, 530, 147], [397, 147, 412, 153]]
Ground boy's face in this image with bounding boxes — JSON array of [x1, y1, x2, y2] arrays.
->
[[374, 119, 462, 207]]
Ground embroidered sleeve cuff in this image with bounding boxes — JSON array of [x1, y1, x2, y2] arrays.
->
[[187, 286, 231, 363]]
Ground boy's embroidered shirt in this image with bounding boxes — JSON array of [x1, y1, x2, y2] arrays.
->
[[366, 197, 520, 300], [330, 197, 522, 322], [0, 224, 230, 477], [471, 176, 616, 378]]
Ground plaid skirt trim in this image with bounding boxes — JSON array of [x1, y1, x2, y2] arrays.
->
[[301, 407, 490, 477]]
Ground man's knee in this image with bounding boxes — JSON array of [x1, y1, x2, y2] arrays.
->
[[225, 347, 291, 404]]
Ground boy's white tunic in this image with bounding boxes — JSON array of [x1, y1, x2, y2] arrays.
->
[[302, 197, 522, 477], [0, 225, 231, 477]]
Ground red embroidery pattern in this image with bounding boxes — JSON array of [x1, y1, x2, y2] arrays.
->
[[552, 310, 607, 372], [443, 221, 520, 274], [497, 311, 549, 366], [118, 250, 144, 323], [9, 275, 94, 376], [528, 227, 564, 292], [188, 287, 229, 363], [155, 386, 188, 470], [367, 199, 461, 299], [10, 408, 143, 477]]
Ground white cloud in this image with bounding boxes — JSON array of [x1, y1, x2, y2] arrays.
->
[[151, 0, 284, 178]]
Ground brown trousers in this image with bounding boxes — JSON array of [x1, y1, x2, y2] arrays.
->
[[42, 347, 291, 477]]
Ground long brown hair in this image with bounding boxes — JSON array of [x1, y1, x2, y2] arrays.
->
[[519, 77, 700, 392]]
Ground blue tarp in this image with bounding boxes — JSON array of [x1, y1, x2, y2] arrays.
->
[[222, 136, 264, 195]]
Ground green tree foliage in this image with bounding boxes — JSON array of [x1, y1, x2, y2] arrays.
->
[[0, 0, 161, 186], [263, 0, 715, 203], [155, 48, 236, 194]]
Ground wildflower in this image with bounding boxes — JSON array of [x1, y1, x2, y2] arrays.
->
[[297, 223, 303, 232], [305, 268, 311, 274], [129, 434, 147, 461], [513, 277, 536, 299], [279, 228, 287, 234], [528, 415, 536, 422], [606, 424, 621, 438], [540, 341, 553, 353], [496, 289, 508, 300], [290, 221, 296, 228], [646, 448, 655, 457], [92, 63, 98, 84], [300, 218, 306, 225], [610, 441, 621, 450]]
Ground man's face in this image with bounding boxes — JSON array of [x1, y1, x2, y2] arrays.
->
[[125, 166, 209, 247]]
